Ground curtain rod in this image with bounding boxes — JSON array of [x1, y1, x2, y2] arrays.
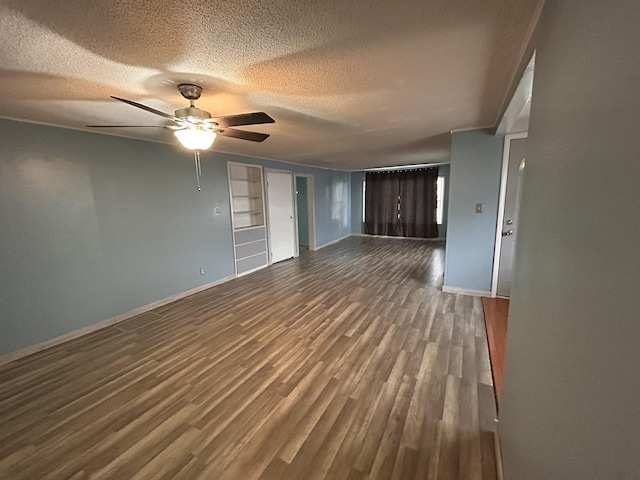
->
[[364, 162, 448, 172], [365, 166, 441, 174]]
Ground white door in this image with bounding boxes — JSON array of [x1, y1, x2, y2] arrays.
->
[[266, 171, 296, 263], [496, 137, 527, 297]]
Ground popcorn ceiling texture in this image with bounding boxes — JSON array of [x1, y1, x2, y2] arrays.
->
[[0, 0, 542, 169]]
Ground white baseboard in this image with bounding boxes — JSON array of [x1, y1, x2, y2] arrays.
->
[[351, 233, 446, 241], [314, 234, 352, 250], [442, 285, 491, 297], [494, 430, 505, 480], [0, 274, 236, 366], [237, 264, 269, 277], [0, 317, 120, 367]]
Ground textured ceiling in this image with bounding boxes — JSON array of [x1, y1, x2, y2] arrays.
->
[[0, 0, 543, 170]]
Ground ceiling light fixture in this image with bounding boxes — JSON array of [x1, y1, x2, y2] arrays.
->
[[174, 127, 217, 150], [173, 126, 217, 192], [173, 125, 216, 150]]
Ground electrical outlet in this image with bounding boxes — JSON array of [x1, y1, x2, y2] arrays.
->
[[200, 268, 205, 275]]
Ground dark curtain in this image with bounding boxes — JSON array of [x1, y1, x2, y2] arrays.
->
[[364, 172, 401, 236], [364, 167, 439, 238], [399, 167, 439, 238]]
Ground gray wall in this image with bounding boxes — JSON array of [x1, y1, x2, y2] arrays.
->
[[295, 176, 309, 247], [499, 1, 640, 479], [0, 119, 350, 356], [443, 130, 503, 292], [349, 167, 450, 237]]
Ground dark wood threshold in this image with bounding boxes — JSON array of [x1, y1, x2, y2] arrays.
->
[[481, 297, 509, 407]]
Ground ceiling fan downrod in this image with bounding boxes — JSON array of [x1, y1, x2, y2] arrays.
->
[[193, 150, 202, 191], [177, 83, 202, 105]]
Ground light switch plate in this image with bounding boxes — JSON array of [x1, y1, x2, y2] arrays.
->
[[475, 203, 483, 213]]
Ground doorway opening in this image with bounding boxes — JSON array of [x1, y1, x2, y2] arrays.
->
[[265, 169, 296, 264], [492, 133, 527, 298], [294, 174, 316, 252]]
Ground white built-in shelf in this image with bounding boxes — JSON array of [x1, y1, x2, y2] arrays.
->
[[229, 164, 265, 229], [228, 162, 268, 275], [234, 210, 263, 214]]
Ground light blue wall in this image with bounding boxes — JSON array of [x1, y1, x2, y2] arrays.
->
[[249, 159, 350, 247], [443, 129, 503, 292], [295, 176, 309, 246], [0, 118, 350, 356], [350, 171, 366, 234]]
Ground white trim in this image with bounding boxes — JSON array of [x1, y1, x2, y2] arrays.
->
[[494, 431, 505, 480], [236, 251, 267, 261], [227, 161, 267, 275], [234, 238, 265, 248], [0, 275, 236, 366], [210, 151, 341, 172], [264, 166, 294, 174], [236, 263, 269, 278], [490, 132, 527, 297], [264, 168, 297, 263], [1, 116, 354, 173], [449, 125, 495, 134], [0, 114, 173, 147], [442, 285, 491, 297], [1, 115, 457, 174], [351, 233, 446, 242], [315, 234, 352, 250]]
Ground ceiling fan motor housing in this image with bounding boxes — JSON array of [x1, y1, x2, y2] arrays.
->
[[174, 106, 212, 120]]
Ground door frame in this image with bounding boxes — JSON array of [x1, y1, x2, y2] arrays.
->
[[294, 173, 316, 252], [264, 168, 297, 262], [491, 132, 528, 297]]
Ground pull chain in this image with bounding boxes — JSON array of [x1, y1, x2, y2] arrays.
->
[[193, 150, 202, 191]]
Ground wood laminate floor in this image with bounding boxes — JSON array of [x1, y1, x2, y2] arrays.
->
[[0, 236, 498, 479]]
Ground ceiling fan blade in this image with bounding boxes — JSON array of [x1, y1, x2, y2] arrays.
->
[[218, 128, 270, 142], [211, 112, 275, 128], [110, 96, 181, 122], [86, 125, 169, 128]]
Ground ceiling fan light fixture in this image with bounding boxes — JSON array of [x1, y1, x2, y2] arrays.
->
[[174, 127, 216, 150]]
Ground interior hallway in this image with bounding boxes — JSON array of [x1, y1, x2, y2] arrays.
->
[[0, 236, 499, 479]]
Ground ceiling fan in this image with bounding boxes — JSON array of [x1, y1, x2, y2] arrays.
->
[[88, 83, 275, 190]]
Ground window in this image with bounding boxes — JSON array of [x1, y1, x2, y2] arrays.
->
[[364, 169, 439, 238], [436, 176, 445, 225], [362, 179, 366, 222]]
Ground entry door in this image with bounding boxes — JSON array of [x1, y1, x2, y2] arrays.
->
[[266, 170, 296, 263], [497, 138, 527, 297]]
